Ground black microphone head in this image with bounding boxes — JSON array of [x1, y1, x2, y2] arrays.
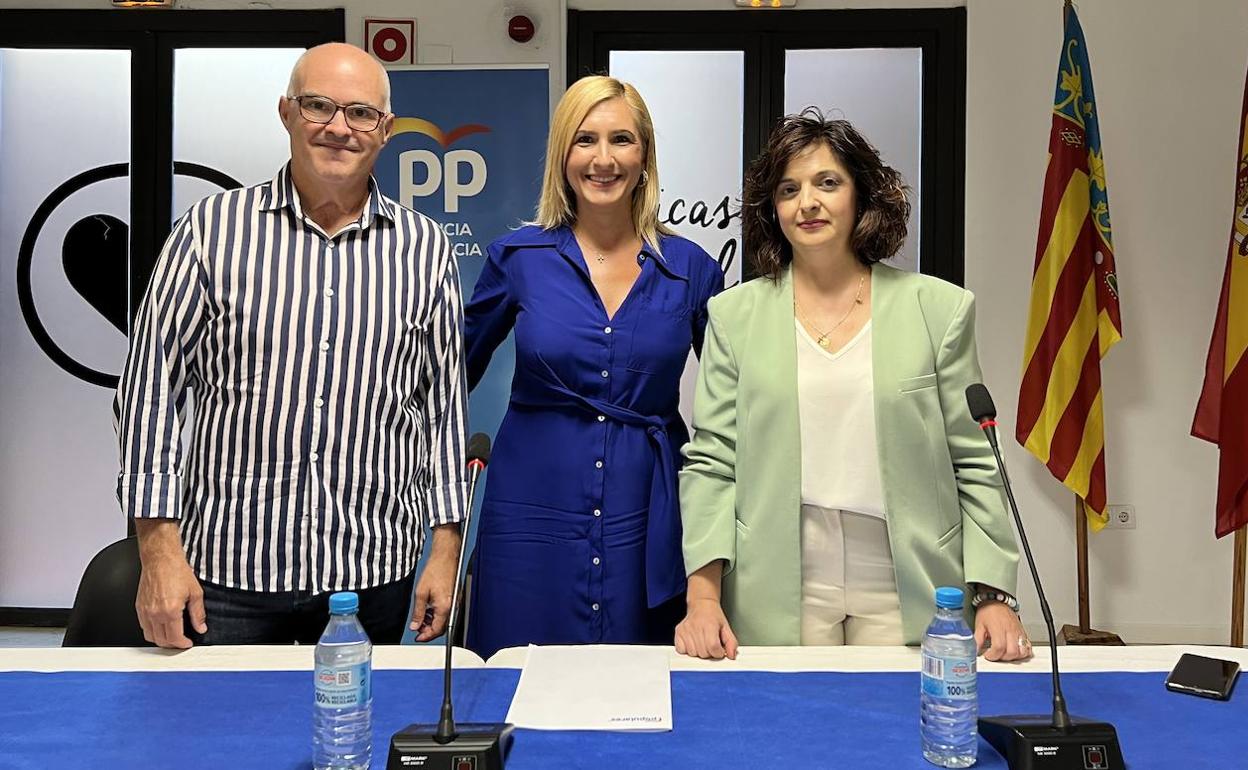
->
[[966, 383, 997, 423], [466, 433, 491, 465]]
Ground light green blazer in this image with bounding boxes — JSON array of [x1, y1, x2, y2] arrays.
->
[[679, 264, 1019, 645]]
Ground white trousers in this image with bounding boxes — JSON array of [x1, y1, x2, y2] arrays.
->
[[800, 505, 905, 645]]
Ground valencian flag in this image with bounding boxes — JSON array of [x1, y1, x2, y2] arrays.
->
[[1192, 66, 1248, 539], [1017, 5, 1122, 531]]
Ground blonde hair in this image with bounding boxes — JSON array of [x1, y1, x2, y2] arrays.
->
[[535, 75, 672, 255]]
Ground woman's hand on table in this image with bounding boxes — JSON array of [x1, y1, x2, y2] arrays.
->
[[975, 601, 1033, 662], [675, 598, 739, 660]]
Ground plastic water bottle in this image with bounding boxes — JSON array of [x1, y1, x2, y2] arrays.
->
[[313, 591, 373, 770], [920, 586, 978, 768]]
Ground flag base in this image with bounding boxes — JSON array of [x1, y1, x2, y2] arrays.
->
[[1059, 624, 1124, 646]]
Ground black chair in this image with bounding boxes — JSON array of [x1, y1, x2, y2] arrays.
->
[[62, 535, 150, 647]]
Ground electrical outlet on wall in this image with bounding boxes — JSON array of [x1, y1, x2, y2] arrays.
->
[[1103, 504, 1136, 529]]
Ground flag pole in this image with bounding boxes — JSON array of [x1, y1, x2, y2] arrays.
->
[[1075, 497, 1091, 633], [1233, 527, 1246, 647], [1060, 496, 1124, 644]]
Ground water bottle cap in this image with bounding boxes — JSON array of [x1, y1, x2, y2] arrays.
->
[[935, 586, 964, 609], [328, 591, 359, 614]]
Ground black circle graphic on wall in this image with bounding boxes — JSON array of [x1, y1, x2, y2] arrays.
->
[[17, 162, 241, 389]]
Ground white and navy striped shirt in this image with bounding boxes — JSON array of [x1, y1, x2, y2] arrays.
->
[[115, 165, 469, 593]]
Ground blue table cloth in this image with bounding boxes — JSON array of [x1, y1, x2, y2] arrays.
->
[[0, 668, 1239, 769]]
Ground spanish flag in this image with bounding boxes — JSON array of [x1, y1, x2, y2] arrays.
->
[[1017, 5, 1122, 531], [1192, 65, 1248, 539]]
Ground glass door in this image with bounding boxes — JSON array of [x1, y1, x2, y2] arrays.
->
[[0, 48, 133, 609]]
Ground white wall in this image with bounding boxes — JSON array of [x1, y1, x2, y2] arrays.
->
[[3, 0, 1246, 644]]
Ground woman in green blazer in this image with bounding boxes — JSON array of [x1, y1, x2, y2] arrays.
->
[[676, 111, 1031, 661]]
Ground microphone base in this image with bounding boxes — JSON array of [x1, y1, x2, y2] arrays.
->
[[386, 722, 514, 770], [978, 715, 1123, 769]]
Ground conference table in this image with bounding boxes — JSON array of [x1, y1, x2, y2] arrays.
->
[[2, 643, 1246, 769]]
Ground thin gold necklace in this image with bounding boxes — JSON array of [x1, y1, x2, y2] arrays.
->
[[577, 234, 634, 265], [794, 273, 866, 349], [588, 242, 639, 264]]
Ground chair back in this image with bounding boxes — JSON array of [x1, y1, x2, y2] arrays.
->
[[62, 536, 149, 647]]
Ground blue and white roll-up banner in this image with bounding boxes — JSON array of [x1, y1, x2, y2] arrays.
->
[[373, 65, 549, 642]]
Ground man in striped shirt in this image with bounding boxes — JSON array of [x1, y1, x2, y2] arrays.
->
[[115, 43, 469, 648]]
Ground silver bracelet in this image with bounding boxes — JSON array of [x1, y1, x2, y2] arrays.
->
[[971, 589, 1019, 613]]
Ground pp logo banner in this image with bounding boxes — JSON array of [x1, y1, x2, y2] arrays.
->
[[364, 19, 416, 65], [375, 67, 548, 262]]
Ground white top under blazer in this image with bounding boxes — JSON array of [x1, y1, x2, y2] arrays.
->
[[796, 320, 886, 520]]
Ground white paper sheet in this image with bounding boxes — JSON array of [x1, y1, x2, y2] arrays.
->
[[504, 645, 672, 731]]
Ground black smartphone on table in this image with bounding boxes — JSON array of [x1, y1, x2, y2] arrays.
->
[[1165, 653, 1241, 700]]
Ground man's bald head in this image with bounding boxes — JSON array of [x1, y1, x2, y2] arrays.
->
[[279, 42, 396, 193], [286, 43, 391, 112]]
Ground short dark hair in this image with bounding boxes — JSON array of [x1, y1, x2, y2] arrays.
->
[[742, 108, 911, 281]]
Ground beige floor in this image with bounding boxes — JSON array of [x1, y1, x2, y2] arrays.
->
[[0, 627, 65, 647]]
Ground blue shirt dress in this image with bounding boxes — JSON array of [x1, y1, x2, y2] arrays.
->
[[463, 224, 723, 658]]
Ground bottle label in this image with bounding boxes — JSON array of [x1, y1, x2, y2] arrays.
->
[[921, 652, 977, 699], [315, 661, 371, 709]]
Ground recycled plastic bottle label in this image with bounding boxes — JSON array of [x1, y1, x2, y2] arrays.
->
[[921, 653, 977, 699], [315, 661, 371, 709]]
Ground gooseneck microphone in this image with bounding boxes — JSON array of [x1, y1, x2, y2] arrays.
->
[[435, 432, 492, 744], [966, 384, 1123, 769], [388, 433, 513, 770], [965, 383, 1070, 731]]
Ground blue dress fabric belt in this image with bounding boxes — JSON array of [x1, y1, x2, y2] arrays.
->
[[511, 357, 686, 608]]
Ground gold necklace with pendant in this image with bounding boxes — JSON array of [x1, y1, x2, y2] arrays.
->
[[795, 273, 866, 349]]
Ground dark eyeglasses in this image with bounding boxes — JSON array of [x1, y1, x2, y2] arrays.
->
[[287, 94, 385, 132]]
